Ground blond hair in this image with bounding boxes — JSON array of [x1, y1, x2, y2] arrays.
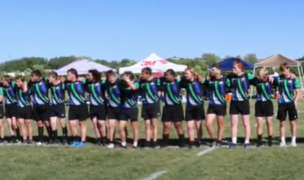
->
[[258, 67, 268, 79], [185, 67, 200, 80]]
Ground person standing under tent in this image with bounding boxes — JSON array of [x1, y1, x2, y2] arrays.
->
[[252, 68, 274, 147], [118, 71, 139, 149], [1, 75, 20, 143], [226, 60, 256, 148], [160, 69, 186, 148], [29, 70, 52, 145], [48, 71, 68, 144], [271, 63, 301, 147], [181, 68, 205, 148], [205, 64, 229, 147], [140, 67, 161, 148], [15, 76, 33, 143], [65, 68, 88, 147], [85, 69, 107, 146]]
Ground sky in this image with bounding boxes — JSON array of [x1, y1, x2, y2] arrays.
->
[[0, 0, 303, 62]]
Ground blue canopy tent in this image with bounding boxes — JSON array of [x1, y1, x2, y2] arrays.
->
[[209, 58, 254, 71]]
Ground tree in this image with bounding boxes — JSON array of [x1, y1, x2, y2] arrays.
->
[[48, 56, 78, 69], [201, 53, 220, 66], [243, 53, 258, 64]]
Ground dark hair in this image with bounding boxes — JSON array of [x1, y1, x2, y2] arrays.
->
[[141, 67, 152, 75], [105, 70, 115, 77], [3, 75, 12, 83], [212, 63, 221, 70], [88, 69, 101, 81], [48, 71, 58, 79], [233, 60, 244, 71], [67, 68, 78, 78], [165, 69, 176, 77], [280, 62, 290, 71], [15, 75, 26, 82], [122, 71, 134, 81], [31, 70, 42, 77]]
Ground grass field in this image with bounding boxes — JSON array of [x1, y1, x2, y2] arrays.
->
[[1, 99, 304, 180]]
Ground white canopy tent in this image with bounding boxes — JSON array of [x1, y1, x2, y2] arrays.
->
[[250, 54, 304, 98], [56, 59, 113, 75], [119, 53, 187, 74]]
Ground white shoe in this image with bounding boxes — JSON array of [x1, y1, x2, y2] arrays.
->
[[107, 143, 114, 149], [291, 142, 297, 147], [280, 142, 286, 147], [36, 142, 42, 146]]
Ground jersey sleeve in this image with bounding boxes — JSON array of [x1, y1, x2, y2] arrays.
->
[[81, 78, 87, 84], [11, 81, 17, 88], [133, 81, 140, 88], [61, 83, 66, 90], [0, 87, 3, 95], [225, 76, 231, 87], [273, 76, 280, 86], [294, 78, 301, 89]]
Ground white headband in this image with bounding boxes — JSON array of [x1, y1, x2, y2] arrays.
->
[[210, 67, 221, 73]]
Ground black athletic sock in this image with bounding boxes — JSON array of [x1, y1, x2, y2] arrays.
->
[[11, 135, 16, 142], [15, 128, 20, 140], [46, 126, 52, 139], [53, 130, 58, 141], [178, 134, 185, 146], [38, 127, 44, 142], [62, 127, 67, 137], [257, 135, 262, 143], [102, 136, 107, 144], [162, 134, 169, 146]]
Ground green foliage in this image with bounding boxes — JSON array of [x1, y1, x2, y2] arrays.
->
[[1, 53, 302, 76]]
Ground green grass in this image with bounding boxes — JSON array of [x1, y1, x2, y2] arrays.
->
[[1, 100, 304, 180]]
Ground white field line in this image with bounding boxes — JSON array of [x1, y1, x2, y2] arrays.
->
[[136, 170, 167, 180], [196, 147, 216, 156]]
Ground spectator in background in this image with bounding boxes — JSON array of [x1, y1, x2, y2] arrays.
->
[[271, 67, 279, 97]]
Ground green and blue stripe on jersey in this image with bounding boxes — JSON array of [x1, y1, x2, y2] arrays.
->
[[121, 81, 140, 108], [105, 79, 122, 108], [205, 77, 230, 106], [274, 75, 300, 104], [180, 78, 205, 107], [16, 87, 31, 107], [251, 78, 272, 101], [65, 79, 87, 106], [2, 81, 17, 104], [86, 79, 106, 106], [139, 78, 161, 104], [50, 83, 65, 105], [29, 77, 50, 105], [160, 78, 183, 106], [226, 73, 255, 101]]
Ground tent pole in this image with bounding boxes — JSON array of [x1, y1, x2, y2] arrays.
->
[[299, 65, 304, 97]]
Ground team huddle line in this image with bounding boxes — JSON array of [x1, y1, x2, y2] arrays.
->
[[0, 60, 301, 149]]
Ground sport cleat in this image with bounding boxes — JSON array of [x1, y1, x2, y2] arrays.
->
[[267, 140, 273, 147], [291, 142, 297, 147], [244, 143, 250, 149], [36, 142, 43, 146], [279, 142, 286, 147], [77, 142, 85, 147], [256, 142, 263, 148], [229, 143, 237, 148], [70, 141, 79, 147], [107, 143, 115, 149], [0, 140, 4, 145]]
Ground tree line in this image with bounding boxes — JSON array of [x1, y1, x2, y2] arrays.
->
[[0, 53, 303, 76]]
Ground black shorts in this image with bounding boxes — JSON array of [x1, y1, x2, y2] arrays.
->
[[90, 105, 107, 120], [141, 102, 160, 120], [185, 104, 205, 121], [255, 100, 274, 117], [16, 106, 32, 120], [49, 104, 66, 118], [161, 104, 184, 122], [68, 105, 88, 121], [5, 103, 17, 118], [120, 108, 138, 122], [277, 102, 298, 121], [229, 101, 250, 115], [0, 105, 4, 119], [107, 107, 121, 120], [32, 104, 50, 121], [207, 104, 226, 116]]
